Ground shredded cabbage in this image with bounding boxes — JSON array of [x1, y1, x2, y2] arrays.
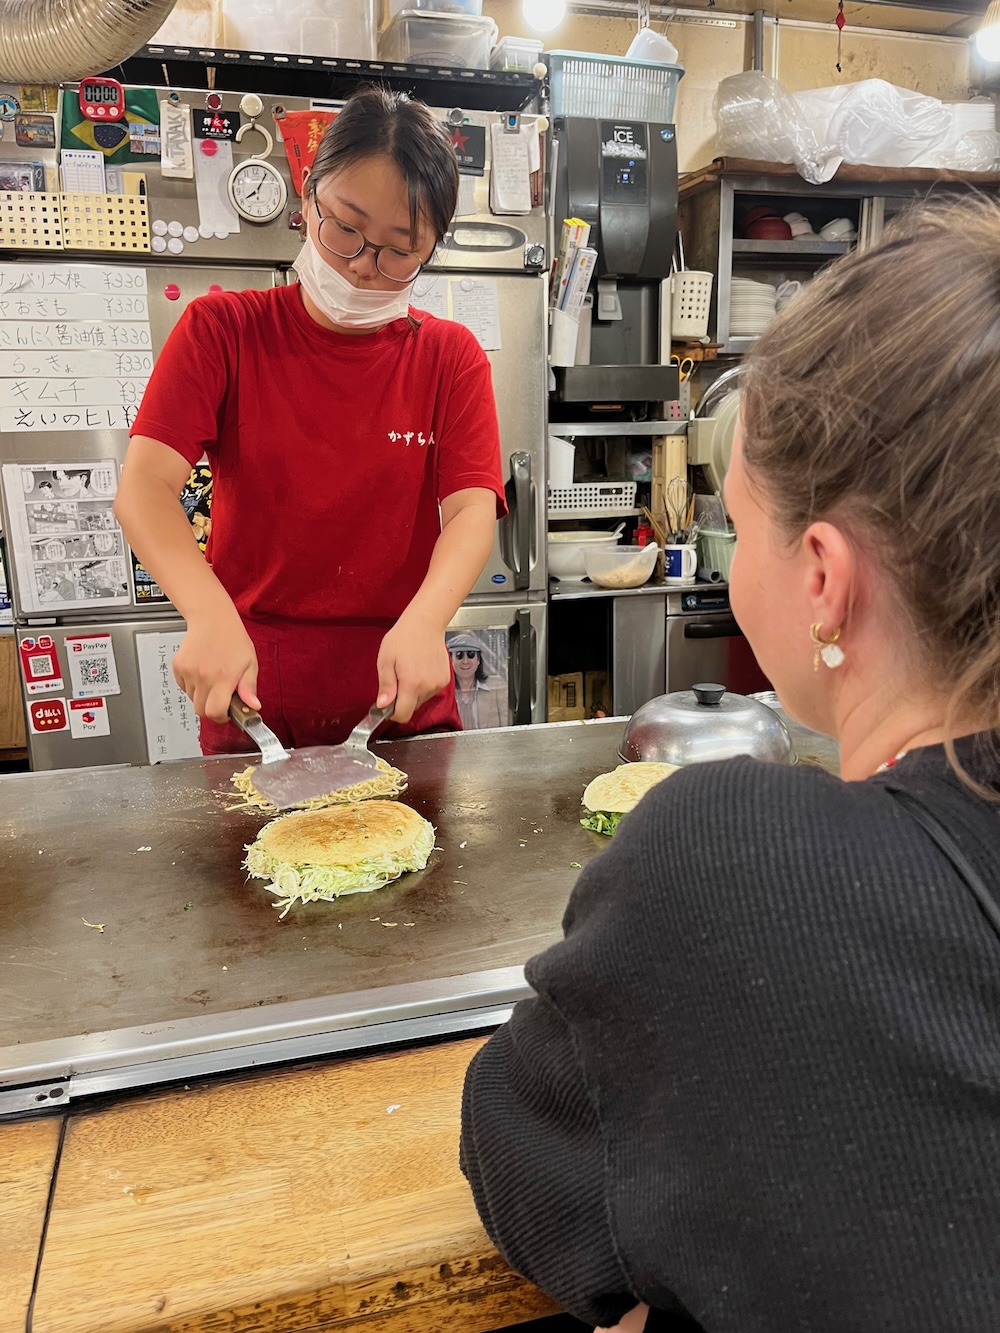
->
[[580, 809, 625, 837], [244, 821, 436, 918]]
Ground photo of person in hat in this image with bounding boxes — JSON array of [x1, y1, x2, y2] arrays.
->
[[447, 632, 506, 731]]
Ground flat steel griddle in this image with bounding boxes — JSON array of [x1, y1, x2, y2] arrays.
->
[[0, 722, 626, 1113]]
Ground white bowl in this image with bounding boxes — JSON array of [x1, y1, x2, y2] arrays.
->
[[584, 542, 658, 589], [820, 218, 856, 242], [548, 531, 620, 580]]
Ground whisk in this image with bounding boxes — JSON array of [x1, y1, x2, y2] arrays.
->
[[666, 475, 694, 543]]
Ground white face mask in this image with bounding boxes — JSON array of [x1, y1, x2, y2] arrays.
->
[[293, 235, 415, 331]]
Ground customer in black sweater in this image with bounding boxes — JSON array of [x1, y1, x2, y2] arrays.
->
[[461, 195, 1000, 1332]]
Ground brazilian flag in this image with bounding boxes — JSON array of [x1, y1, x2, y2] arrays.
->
[[60, 86, 161, 164]]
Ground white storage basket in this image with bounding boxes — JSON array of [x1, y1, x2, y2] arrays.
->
[[671, 271, 713, 340], [548, 482, 637, 516]]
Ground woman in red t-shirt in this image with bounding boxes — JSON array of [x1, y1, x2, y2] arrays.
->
[[116, 86, 506, 753]]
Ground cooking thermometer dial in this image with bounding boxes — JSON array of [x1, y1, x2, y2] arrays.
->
[[79, 76, 125, 121], [227, 158, 287, 223]]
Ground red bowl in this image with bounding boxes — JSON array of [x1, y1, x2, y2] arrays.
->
[[740, 205, 780, 229], [745, 217, 794, 241]]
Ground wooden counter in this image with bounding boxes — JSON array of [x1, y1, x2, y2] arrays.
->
[[0, 632, 26, 756], [2, 1115, 63, 1333], [4, 1037, 557, 1333]]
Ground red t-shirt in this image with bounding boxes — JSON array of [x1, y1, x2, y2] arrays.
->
[[131, 283, 506, 624]]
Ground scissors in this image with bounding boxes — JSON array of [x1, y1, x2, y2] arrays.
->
[[670, 355, 695, 382]]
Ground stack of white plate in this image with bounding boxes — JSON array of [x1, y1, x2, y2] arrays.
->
[[730, 278, 777, 337]]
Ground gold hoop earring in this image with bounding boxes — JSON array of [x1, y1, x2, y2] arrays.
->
[[809, 623, 844, 672]]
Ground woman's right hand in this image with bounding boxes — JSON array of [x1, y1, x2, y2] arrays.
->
[[173, 608, 260, 723]]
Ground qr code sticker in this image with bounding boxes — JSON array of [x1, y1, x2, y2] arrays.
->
[[79, 657, 111, 688], [28, 654, 54, 678]]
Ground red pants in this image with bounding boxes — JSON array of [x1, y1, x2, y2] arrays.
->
[[199, 616, 461, 755]]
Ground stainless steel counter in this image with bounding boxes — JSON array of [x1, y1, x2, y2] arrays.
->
[[0, 722, 625, 1113]]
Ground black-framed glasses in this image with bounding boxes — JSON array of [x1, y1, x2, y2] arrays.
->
[[310, 187, 424, 284], [450, 650, 480, 660]]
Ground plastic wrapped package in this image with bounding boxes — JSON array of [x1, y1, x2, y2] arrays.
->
[[713, 72, 838, 185], [716, 73, 1000, 183], [825, 80, 951, 168]]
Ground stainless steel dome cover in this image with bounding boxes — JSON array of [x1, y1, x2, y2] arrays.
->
[[619, 683, 796, 766]]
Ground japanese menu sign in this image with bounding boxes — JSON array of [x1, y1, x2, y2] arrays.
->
[[0, 263, 152, 433], [1, 459, 131, 613]]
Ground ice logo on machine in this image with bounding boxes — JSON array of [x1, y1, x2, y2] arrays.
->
[[601, 124, 648, 160]]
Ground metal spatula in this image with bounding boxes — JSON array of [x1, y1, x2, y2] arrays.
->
[[229, 697, 394, 811]]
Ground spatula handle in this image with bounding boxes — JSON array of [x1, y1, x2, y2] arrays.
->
[[346, 701, 394, 751], [228, 695, 289, 765]]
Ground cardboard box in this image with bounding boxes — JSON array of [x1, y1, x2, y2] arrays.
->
[[547, 672, 586, 722], [584, 670, 611, 719]]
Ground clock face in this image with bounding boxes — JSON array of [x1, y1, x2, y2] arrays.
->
[[227, 160, 287, 223]]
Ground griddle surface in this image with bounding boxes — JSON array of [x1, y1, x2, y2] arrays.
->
[[1, 724, 623, 1051]]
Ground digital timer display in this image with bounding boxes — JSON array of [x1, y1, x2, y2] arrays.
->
[[82, 82, 120, 103], [78, 77, 125, 120]]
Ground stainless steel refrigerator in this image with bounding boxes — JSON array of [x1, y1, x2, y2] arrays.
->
[[0, 85, 547, 770]]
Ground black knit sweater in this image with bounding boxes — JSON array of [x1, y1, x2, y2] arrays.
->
[[460, 738, 1000, 1331]]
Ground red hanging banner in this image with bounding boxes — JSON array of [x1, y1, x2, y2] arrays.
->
[[278, 110, 338, 194]]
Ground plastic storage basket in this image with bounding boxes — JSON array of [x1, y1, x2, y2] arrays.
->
[[671, 270, 713, 340], [490, 35, 543, 71], [548, 482, 638, 517], [697, 529, 736, 581], [548, 51, 684, 122], [379, 10, 497, 67]]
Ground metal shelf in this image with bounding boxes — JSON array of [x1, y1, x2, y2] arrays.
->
[[105, 45, 542, 112], [732, 239, 850, 257], [547, 508, 642, 520], [548, 421, 686, 437]]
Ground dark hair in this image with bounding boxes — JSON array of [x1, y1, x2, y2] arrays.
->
[[740, 193, 1000, 784], [309, 85, 458, 246]]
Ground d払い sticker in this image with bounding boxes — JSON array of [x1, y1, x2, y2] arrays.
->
[[28, 698, 69, 733]]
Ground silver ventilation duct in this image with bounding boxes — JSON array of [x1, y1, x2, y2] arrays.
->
[[0, 0, 178, 84]]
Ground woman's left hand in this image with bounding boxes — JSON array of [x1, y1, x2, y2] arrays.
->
[[597, 1303, 649, 1333], [377, 611, 452, 723]]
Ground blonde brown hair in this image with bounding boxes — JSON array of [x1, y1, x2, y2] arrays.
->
[[741, 193, 1000, 770]]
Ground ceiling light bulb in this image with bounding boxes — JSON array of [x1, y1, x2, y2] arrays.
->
[[976, 0, 1000, 61], [521, 0, 566, 34]]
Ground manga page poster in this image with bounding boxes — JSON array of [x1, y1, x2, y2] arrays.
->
[[1, 460, 131, 614]]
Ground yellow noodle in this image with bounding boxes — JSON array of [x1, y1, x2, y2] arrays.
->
[[227, 756, 407, 815]]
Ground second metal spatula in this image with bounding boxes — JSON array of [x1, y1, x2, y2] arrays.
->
[[229, 697, 394, 811]]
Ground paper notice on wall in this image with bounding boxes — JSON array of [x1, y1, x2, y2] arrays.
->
[[59, 149, 106, 193], [160, 100, 194, 180], [489, 121, 532, 216], [69, 696, 110, 739], [0, 262, 152, 433], [65, 632, 121, 698], [194, 139, 240, 235], [410, 275, 449, 321], [136, 630, 201, 762], [456, 174, 479, 219], [450, 278, 502, 351], [1, 460, 131, 614]]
